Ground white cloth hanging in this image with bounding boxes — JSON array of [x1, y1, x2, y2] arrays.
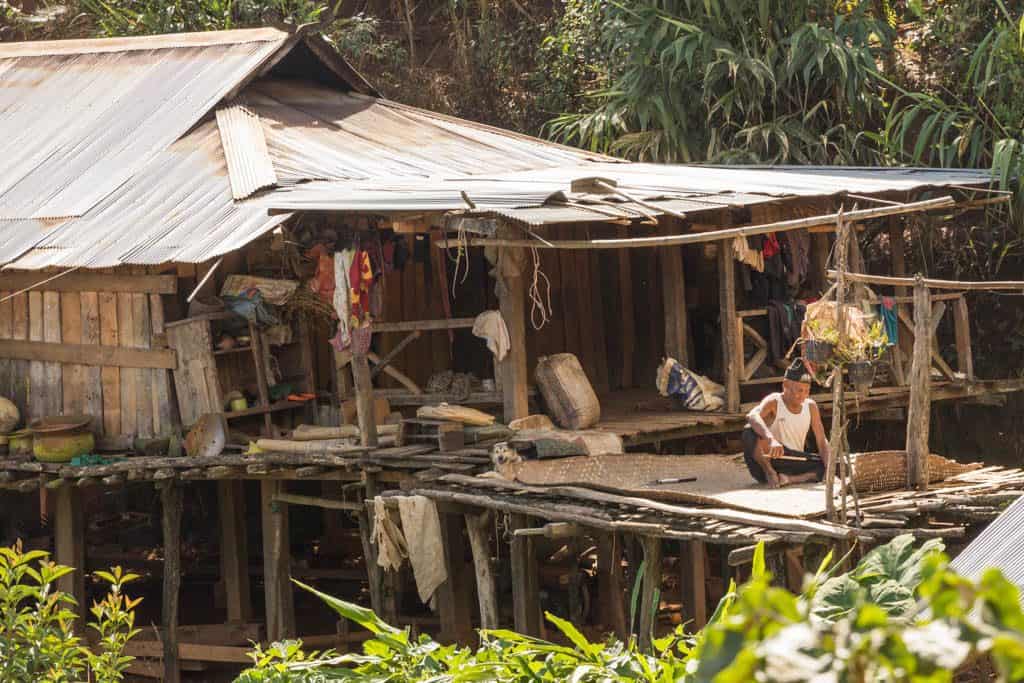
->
[[472, 310, 510, 362]]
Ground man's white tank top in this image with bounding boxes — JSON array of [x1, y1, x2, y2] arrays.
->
[[762, 392, 812, 450]]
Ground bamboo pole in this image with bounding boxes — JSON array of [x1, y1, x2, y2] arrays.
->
[[436, 196, 955, 250], [828, 270, 1024, 291], [906, 276, 932, 490], [826, 211, 849, 523]]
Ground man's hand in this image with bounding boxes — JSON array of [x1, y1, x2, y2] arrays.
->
[[768, 439, 784, 459]]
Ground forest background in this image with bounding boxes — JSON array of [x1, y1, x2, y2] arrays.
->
[[2, 0, 1024, 457]]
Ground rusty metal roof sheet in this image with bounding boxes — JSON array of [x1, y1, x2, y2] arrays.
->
[[216, 104, 278, 199], [0, 28, 290, 220], [950, 495, 1024, 608], [4, 122, 290, 269]]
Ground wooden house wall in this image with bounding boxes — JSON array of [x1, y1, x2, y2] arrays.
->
[[0, 278, 175, 439]]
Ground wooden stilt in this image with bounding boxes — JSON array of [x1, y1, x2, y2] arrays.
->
[[784, 546, 805, 593], [53, 486, 85, 632], [907, 277, 932, 490], [218, 480, 252, 623], [718, 242, 740, 412], [351, 352, 378, 447], [260, 480, 295, 641], [598, 533, 627, 639], [637, 535, 662, 651], [465, 512, 499, 630], [661, 245, 689, 366], [438, 512, 475, 645], [509, 514, 541, 636], [679, 539, 707, 631], [160, 482, 183, 683], [954, 295, 974, 381], [497, 223, 529, 422]]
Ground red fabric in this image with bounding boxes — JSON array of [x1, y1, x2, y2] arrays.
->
[[349, 250, 373, 324], [306, 244, 335, 302], [763, 233, 781, 258]]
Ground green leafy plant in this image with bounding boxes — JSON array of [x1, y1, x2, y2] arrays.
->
[[0, 542, 141, 682]]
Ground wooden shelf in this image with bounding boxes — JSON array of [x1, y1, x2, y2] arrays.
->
[[225, 400, 307, 420]]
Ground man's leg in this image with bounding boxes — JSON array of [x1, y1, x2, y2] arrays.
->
[[773, 457, 825, 487], [742, 429, 780, 488]]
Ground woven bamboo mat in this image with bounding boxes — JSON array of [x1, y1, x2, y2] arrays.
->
[[498, 453, 830, 518]]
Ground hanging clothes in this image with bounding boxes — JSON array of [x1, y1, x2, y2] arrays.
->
[[880, 297, 899, 345], [349, 249, 373, 327], [733, 236, 764, 272], [781, 230, 811, 288], [472, 310, 511, 362], [766, 300, 806, 363], [329, 249, 354, 351], [306, 244, 335, 302]]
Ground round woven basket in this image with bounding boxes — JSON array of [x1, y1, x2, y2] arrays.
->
[[851, 450, 980, 492]]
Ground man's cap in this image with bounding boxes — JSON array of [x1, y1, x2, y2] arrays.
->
[[784, 358, 813, 384]]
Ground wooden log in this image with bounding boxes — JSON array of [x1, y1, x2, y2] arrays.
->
[[638, 535, 662, 652], [661, 245, 689, 366], [438, 512, 476, 645], [497, 224, 530, 422], [906, 277, 932, 490], [260, 480, 295, 641], [465, 512, 499, 630], [218, 481, 252, 623], [680, 539, 707, 630], [597, 533, 628, 639], [718, 244, 740, 412], [351, 353, 379, 448], [54, 486, 85, 632], [954, 295, 974, 381], [509, 513, 541, 636], [161, 482, 184, 683]]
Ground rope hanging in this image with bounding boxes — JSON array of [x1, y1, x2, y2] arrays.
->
[[528, 246, 552, 330]]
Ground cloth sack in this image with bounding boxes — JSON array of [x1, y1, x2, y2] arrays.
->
[[656, 357, 725, 411]]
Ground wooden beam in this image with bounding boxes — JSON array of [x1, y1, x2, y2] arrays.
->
[[260, 480, 295, 641], [497, 225, 530, 422], [370, 318, 475, 333], [906, 277, 932, 490], [370, 330, 421, 378], [661, 245, 689, 366], [0, 339, 176, 369], [161, 482, 183, 683], [680, 540, 707, 631], [465, 512, 499, 630], [828, 269, 1024, 291], [351, 352, 379, 448], [637, 535, 662, 652], [0, 272, 177, 294], [718, 243, 740, 412], [54, 486, 85, 633], [218, 481, 252, 623], [272, 492, 363, 511], [954, 295, 974, 381], [509, 514, 541, 636], [597, 533, 627, 639]]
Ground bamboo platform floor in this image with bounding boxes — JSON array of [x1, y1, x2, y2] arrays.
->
[[595, 378, 1024, 446]]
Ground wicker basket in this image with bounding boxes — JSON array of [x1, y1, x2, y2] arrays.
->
[[535, 354, 601, 430], [851, 451, 981, 492]]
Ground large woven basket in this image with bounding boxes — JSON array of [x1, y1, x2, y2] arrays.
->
[[851, 450, 980, 493]]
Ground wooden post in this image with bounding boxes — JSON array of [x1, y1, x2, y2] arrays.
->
[[679, 540, 707, 631], [954, 295, 974, 381], [637, 535, 662, 652], [597, 533, 627, 639], [906, 277, 932, 490], [509, 514, 541, 636], [351, 352, 379, 447], [218, 481, 252, 623], [358, 472, 398, 625], [465, 512, 499, 630], [826, 213, 852, 522], [889, 217, 907, 290], [160, 482, 183, 683], [53, 486, 85, 632], [717, 242, 740, 412], [810, 233, 831, 294], [497, 224, 530, 422], [438, 512, 475, 645], [661, 245, 689, 366], [261, 480, 296, 641]]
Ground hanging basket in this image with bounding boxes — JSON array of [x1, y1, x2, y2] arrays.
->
[[804, 339, 835, 363], [847, 360, 876, 391]]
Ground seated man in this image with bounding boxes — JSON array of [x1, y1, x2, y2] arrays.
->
[[743, 359, 832, 488]]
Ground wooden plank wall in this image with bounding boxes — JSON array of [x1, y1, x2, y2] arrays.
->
[[0, 281, 175, 439]]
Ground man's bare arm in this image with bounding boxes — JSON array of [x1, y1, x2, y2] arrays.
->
[[746, 398, 777, 440]]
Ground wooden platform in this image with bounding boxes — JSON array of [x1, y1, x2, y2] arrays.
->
[[595, 378, 1024, 446]]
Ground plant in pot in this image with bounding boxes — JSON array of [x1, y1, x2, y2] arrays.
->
[[803, 318, 839, 363], [839, 321, 888, 392]]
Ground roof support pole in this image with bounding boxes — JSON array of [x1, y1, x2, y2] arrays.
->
[[160, 481, 183, 683], [661, 244, 690, 367], [717, 241, 740, 412], [352, 351, 379, 448], [906, 276, 932, 490], [496, 223, 530, 422]]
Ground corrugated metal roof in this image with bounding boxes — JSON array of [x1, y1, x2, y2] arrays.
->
[[0, 28, 290, 220], [243, 81, 608, 184], [949, 494, 1024, 607], [4, 122, 290, 269], [216, 103, 278, 199]]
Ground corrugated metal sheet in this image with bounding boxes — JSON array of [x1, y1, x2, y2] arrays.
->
[[4, 122, 290, 269], [248, 81, 606, 184], [0, 28, 289, 220], [949, 495, 1024, 607], [216, 104, 278, 199]]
